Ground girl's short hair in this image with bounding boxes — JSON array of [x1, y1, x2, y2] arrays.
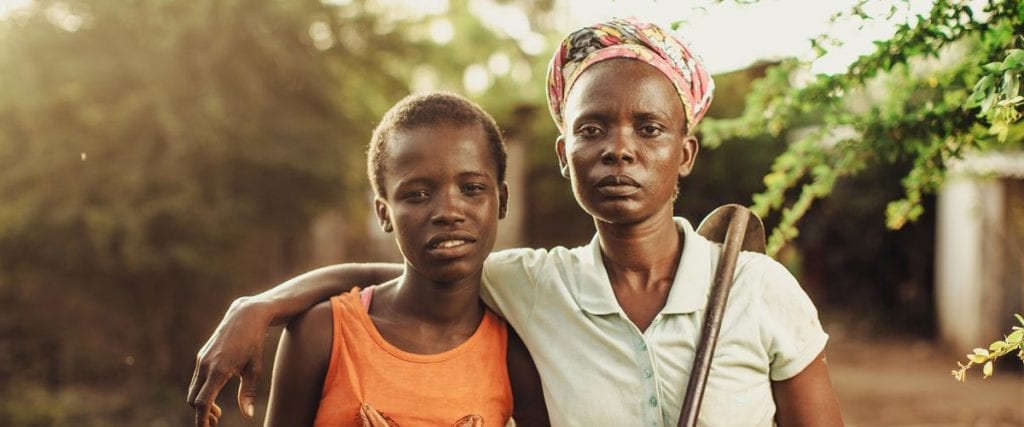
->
[[367, 92, 507, 198]]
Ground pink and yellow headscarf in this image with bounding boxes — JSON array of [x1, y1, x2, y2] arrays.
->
[[546, 17, 715, 133]]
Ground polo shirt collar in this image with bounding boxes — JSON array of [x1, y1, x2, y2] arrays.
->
[[664, 217, 714, 314], [576, 217, 714, 316]]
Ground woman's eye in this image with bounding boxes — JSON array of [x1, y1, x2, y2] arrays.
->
[[463, 183, 487, 194], [639, 125, 662, 136], [577, 125, 603, 137]]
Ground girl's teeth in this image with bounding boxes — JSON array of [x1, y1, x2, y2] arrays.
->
[[437, 240, 466, 248]]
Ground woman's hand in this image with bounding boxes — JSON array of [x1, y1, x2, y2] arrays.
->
[[186, 263, 404, 426], [187, 296, 273, 427]]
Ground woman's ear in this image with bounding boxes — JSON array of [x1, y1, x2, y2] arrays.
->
[[677, 134, 699, 179], [498, 181, 509, 219], [555, 136, 570, 179], [374, 197, 393, 233]]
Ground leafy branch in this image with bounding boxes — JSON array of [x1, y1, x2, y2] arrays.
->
[[952, 314, 1024, 381], [700, 0, 1024, 256]]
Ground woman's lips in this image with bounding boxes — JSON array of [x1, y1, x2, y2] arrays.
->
[[596, 174, 641, 196]]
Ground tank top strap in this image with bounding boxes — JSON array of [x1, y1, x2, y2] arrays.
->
[[359, 286, 373, 309]]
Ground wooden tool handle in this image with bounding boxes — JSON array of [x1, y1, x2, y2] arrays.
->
[[678, 207, 750, 427]]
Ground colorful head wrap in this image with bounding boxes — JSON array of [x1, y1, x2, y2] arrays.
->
[[546, 17, 715, 133]]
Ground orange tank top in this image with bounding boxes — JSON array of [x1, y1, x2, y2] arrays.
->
[[313, 287, 513, 426]]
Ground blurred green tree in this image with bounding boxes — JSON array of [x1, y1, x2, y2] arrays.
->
[[0, 0, 548, 423]]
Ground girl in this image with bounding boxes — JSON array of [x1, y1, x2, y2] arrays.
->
[[262, 92, 546, 426]]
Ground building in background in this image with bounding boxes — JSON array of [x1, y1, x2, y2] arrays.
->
[[936, 151, 1024, 352]]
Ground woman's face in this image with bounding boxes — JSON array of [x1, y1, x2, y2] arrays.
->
[[556, 58, 698, 225], [375, 123, 506, 284]]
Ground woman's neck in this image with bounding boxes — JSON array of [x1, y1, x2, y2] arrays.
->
[[595, 208, 682, 289], [594, 208, 682, 331]]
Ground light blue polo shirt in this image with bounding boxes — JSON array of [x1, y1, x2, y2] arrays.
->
[[481, 217, 828, 426]]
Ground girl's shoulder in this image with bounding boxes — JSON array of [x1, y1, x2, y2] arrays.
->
[[284, 299, 335, 362]]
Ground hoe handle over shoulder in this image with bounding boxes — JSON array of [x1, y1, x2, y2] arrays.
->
[[678, 204, 766, 427]]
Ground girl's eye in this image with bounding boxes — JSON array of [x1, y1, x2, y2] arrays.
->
[[402, 190, 429, 201]]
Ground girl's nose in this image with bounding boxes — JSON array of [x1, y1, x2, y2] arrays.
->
[[431, 189, 467, 225]]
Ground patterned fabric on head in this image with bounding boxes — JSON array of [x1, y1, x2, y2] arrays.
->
[[546, 17, 715, 133]]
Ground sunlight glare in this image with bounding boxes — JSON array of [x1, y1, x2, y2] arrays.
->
[[308, 21, 335, 51], [429, 19, 454, 44], [0, 0, 32, 19], [488, 52, 511, 76], [411, 65, 440, 92], [45, 1, 84, 32], [564, 0, 942, 75], [463, 64, 491, 95], [468, 0, 547, 55]]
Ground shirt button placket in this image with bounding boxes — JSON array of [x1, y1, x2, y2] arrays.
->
[[638, 337, 661, 426]]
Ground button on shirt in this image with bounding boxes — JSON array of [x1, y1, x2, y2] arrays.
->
[[481, 218, 828, 426]]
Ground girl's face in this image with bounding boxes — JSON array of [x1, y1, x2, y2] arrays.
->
[[375, 123, 507, 284], [556, 58, 698, 225]]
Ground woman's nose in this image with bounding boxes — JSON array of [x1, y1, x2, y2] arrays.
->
[[601, 131, 636, 165]]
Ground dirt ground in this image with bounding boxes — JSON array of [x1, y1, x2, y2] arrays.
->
[[827, 331, 1023, 427]]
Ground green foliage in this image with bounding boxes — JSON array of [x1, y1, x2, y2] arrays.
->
[[0, 1, 424, 388], [952, 314, 1024, 381], [0, 0, 545, 422], [700, 0, 1024, 256]]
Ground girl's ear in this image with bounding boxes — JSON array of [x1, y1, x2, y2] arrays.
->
[[498, 181, 509, 219], [555, 136, 570, 179], [374, 197, 393, 233]]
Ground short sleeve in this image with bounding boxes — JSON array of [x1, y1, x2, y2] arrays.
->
[[756, 258, 829, 381], [480, 247, 549, 327]]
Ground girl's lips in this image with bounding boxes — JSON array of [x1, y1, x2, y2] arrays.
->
[[433, 239, 467, 249], [425, 232, 477, 259], [426, 239, 475, 259], [426, 232, 476, 249]]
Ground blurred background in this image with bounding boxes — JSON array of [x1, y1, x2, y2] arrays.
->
[[0, 0, 1020, 425]]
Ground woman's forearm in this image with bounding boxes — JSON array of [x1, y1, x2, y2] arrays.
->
[[771, 350, 843, 426], [188, 262, 404, 425], [251, 263, 404, 325]]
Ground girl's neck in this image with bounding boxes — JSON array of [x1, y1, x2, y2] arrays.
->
[[383, 267, 484, 328], [366, 269, 484, 355]]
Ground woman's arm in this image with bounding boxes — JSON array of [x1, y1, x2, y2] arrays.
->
[[264, 301, 334, 427], [189, 263, 403, 427], [771, 349, 843, 426], [506, 327, 549, 426]]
